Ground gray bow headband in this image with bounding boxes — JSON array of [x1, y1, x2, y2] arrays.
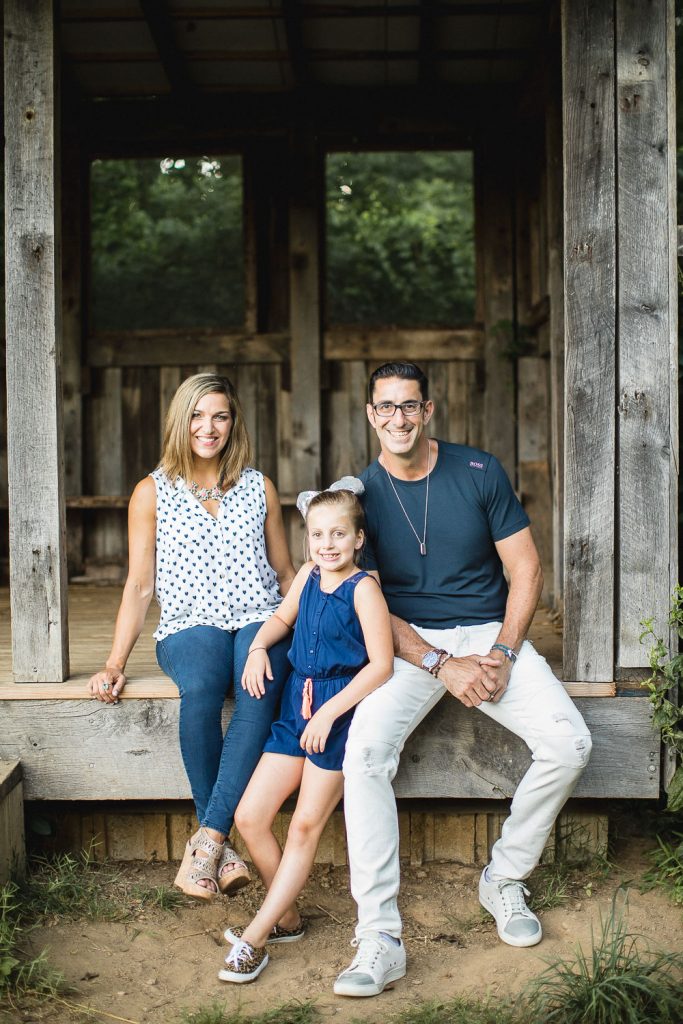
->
[[296, 476, 365, 518]]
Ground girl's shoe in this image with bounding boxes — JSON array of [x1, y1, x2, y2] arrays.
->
[[224, 919, 306, 945], [218, 940, 269, 983], [217, 843, 251, 896], [173, 828, 223, 902]]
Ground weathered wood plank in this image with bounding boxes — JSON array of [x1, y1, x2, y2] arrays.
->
[[0, 695, 656, 800], [86, 368, 125, 561], [616, 0, 675, 667], [324, 361, 369, 484], [5, 0, 69, 681], [88, 330, 289, 367], [562, 0, 616, 681], [518, 357, 553, 600], [324, 327, 483, 362], [288, 132, 322, 490], [0, 761, 25, 882], [475, 142, 516, 479]]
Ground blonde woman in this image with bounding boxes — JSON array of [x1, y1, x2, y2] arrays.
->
[[88, 373, 295, 901]]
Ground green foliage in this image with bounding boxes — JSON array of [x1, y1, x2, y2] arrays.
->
[[641, 828, 683, 905], [640, 585, 683, 811], [326, 151, 475, 326], [91, 155, 244, 330], [379, 998, 519, 1024], [0, 882, 63, 1000], [19, 849, 125, 922], [526, 896, 683, 1024], [181, 1002, 317, 1024]]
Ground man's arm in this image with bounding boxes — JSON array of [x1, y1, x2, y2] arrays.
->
[[478, 526, 544, 702]]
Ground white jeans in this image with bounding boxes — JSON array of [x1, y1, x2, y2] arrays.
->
[[342, 622, 592, 939]]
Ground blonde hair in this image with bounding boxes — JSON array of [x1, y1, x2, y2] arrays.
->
[[304, 489, 366, 566], [159, 373, 252, 490]]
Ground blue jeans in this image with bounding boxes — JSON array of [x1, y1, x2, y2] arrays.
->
[[156, 623, 290, 836]]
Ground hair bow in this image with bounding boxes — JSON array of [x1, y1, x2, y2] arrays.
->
[[296, 476, 365, 518]]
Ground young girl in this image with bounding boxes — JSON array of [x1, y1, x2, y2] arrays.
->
[[218, 481, 394, 984]]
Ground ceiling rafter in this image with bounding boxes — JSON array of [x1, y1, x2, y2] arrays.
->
[[281, 0, 309, 87], [139, 0, 197, 98], [62, 3, 544, 22]]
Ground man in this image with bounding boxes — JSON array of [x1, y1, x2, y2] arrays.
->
[[333, 361, 592, 998]]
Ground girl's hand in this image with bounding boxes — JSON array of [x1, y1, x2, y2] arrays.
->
[[88, 668, 126, 704], [241, 649, 272, 699], [300, 707, 335, 754]]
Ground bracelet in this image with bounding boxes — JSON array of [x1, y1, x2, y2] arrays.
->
[[433, 652, 452, 678], [248, 645, 266, 654], [491, 643, 517, 663]]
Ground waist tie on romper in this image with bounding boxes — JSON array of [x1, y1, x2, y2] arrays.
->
[[301, 677, 313, 720]]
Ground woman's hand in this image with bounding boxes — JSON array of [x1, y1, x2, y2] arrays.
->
[[300, 707, 335, 754], [88, 667, 127, 704], [241, 649, 272, 698]]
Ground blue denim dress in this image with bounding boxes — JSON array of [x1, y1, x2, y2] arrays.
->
[[263, 566, 370, 770]]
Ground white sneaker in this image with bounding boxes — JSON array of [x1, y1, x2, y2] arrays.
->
[[479, 867, 542, 947], [333, 934, 406, 997]]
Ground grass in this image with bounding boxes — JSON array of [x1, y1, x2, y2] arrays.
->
[[525, 894, 683, 1024], [0, 881, 63, 1002], [375, 998, 519, 1024], [181, 1003, 318, 1024], [641, 829, 683, 905]]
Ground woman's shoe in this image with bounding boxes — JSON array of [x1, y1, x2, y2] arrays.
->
[[224, 919, 306, 945], [218, 940, 269, 983], [173, 828, 224, 902], [217, 843, 251, 896]]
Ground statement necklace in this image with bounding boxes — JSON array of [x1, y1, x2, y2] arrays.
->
[[382, 441, 432, 556], [188, 480, 224, 502]]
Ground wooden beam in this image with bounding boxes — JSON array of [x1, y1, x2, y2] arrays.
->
[[0, 693, 655, 800], [66, 47, 534, 64], [139, 0, 197, 99], [62, 4, 546, 20], [561, 0, 616, 682], [288, 130, 322, 491], [4, 0, 69, 681], [88, 329, 290, 367], [616, 0, 676, 668], [418, 0, 438, 87], [324, 327, 483, 361], [281, 0, 309, 87], [475, 139, 516, 480]]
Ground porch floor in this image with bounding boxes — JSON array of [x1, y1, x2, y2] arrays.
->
[[0, 585, 592, 696]]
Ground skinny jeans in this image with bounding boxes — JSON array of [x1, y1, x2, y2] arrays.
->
[[342, 621, 593, 940], [156, 623, 289, 836]]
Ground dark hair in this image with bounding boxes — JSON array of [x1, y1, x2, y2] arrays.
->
[[304, 489, 365, 566], [368, 362, 429, 402]]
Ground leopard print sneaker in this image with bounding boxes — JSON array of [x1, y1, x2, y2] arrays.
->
[[218, 940, 269, 983]]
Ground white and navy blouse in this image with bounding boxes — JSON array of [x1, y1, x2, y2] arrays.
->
[[151, 467, 283, 641]]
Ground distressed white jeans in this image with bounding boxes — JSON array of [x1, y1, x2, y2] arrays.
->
[[342, 621, 592, 940]]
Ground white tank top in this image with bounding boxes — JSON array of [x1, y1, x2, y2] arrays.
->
[[151, 468, 282, 641]]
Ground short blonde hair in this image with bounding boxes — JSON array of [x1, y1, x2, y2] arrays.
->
[[304, 489, 366, 566], [159, 373, 252, 490]]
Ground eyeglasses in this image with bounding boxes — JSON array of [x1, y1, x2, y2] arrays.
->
[[371, 400, 426, 418]]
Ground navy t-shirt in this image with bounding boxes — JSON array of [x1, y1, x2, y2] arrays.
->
[[359, 440, 530, 628]]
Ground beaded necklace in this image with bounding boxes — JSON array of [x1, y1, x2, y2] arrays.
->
[[187, 480, 224, 502]]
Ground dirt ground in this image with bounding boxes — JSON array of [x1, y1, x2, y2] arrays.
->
[[10, 827, 683, 1024]]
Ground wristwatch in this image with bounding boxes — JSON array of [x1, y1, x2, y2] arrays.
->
[[421, 648, 452, 677], [491, 643, 517, 664]]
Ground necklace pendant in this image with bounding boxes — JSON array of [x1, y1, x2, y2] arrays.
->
[[419, 542, 427, 556]]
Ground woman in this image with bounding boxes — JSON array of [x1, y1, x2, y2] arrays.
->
[[88, 373, 295, 901]]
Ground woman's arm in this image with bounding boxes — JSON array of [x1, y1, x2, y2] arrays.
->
[[87, 476, 157, 703], [241, 561, 312, 698], [300, 577, 394, 753], [263, 476, 296, 596]]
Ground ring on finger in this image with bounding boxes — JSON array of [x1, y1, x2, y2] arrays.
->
[[102, 682, 110, 691]]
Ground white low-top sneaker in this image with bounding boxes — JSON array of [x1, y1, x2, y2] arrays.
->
[[478, 867, 542, 947], [333, 934, 406, 997]]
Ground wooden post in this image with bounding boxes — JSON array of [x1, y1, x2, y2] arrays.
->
[[288, 130, 322, 491], [561, 0, 616, 682], [616, 0, 677, 668], [475, 140, 516, 481], [4, 0, 69, 681]]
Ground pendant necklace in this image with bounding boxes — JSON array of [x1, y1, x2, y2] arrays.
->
[[188, 480, 224, 501], [382, 441, 432, 556]]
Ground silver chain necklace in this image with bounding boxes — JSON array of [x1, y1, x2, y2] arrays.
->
[[382, 441, 432, 556]]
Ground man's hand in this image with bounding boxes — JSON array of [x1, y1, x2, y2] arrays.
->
[[477, 652, 512, 703], [438, 655, 500, 708]]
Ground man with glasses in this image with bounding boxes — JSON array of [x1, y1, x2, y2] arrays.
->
[[333, 361, 592, 998]]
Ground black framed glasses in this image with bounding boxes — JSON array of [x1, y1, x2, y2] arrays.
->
[[371, 400, 426, 418]]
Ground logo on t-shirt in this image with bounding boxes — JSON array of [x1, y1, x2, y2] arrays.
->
[[469, 460, 484, 470]]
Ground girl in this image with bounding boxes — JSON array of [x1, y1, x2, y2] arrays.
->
[[218, 482, 393, 983], [88, 373, 295, 901]]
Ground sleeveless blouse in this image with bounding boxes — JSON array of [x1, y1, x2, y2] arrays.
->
[[151, 467, 282, 641]]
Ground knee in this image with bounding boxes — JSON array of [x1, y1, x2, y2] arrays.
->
[[234, 799, 261, 838], [343, 738, 399, 780], [287, 810, 324, 847], [535, 725, 592, 771]]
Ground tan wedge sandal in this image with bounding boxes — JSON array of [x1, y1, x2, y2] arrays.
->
[[217, 843, 251, 896], [174, 828, 224, 902]]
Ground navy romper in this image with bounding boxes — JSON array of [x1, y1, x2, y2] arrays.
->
[[263, 566, 371, 771]]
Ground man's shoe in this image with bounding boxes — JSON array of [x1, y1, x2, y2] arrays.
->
[[478, 868, 542, 947], [333, 934, 406, 997]]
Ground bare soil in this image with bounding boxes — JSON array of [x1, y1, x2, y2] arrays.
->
[[9, 831, 683, 1024]]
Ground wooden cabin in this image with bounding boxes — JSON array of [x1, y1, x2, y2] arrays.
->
[[0, 0, 677, 861]]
